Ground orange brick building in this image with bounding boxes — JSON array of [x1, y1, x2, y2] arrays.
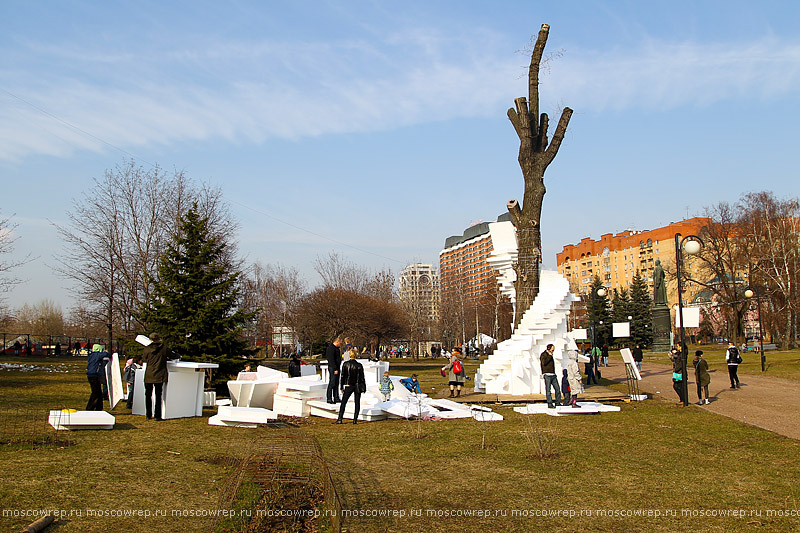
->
[[556, 217, 709, 304], [439, 214, 512, 303]]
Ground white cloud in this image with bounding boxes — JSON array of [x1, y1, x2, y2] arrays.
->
[[2, 34, 800, 160]]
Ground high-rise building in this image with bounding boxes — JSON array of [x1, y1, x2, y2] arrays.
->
[[556, 217, 709, 304], [398, 263, 440, 321], [439, 214, 513, 303]]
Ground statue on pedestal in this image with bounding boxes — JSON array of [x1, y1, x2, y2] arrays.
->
[[653, 259, 667, 306]]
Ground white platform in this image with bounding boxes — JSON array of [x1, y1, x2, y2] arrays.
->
[[48, 410, 115, 430], [132, 361, 218, 419], [513, 402, 621, 417], [216, 405, 277, 424]]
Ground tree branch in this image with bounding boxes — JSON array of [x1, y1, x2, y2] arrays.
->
[[544, 107, 573, 167], [529, 24, 550, 136], [507, 199, 522, 227]]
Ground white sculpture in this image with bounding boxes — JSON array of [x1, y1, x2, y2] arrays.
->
[[475, 221, 580, 396]]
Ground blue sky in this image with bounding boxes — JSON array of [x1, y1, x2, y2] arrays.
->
[[2, 0, 799, 312]]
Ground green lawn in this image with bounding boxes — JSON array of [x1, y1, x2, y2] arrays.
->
[[1, 355, 799, 532], [643, 344, 800, 381]]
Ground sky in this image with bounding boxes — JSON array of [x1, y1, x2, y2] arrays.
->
[[1, 0, 799, 313]]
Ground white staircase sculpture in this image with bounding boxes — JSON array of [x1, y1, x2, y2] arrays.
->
[[475, 221, 580, 395]]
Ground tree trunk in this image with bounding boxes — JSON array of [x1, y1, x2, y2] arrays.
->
[[507, 24, 573, 329]]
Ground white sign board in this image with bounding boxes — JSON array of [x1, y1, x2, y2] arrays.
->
[[612, 322, 631, 338], [570, 328, 588, 341], [675, 307, 701, 328], [106, 352, 124, 409], [619, 348, 642, 380]]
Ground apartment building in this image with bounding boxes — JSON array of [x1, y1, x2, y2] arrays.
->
[[398, 263, 440, 321], [556, 217, 709, 304]]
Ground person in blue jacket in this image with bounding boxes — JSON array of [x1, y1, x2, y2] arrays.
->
[[400, 374, 421, 394], [86, 344, 110, 411]]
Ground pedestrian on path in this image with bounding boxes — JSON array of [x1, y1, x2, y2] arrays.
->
[[584, 347, 598, 386], [669, 344, 687, 403], [632, 344, 643, 372], [726, 342, 742, 389], [693, 350, 710, 404], [601, 344, 609, 367]]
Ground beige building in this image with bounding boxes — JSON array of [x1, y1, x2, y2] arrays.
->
[[556, 217, 709, 305], [398, 263, 440, 321]]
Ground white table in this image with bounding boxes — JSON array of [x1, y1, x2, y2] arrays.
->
[[132, 361, 219, 419]]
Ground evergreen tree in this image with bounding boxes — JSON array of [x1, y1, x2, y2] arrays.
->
[[629, 271, 653, 348], [140, 205, 255, 379], [611, 287, 632, 346], [586, 276, 611, 346]]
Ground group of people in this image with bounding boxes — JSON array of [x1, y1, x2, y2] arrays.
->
[[669, 341, 743, 405], [540, 344, 584, 408], [325, 336, 470, 424], [86, 332, 174, 421]]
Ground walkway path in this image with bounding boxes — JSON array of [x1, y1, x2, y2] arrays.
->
[[602, 360, 800, 440]]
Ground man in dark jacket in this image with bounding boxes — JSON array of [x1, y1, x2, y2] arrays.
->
[[540, 343, 560, 408], [326, 337, 343, 404], [333, 349, 366, 424], [141, 333, 172, 421], [288, 353, 302, 378], [632, 344, 644, 371], [86, 344, 110, 411]]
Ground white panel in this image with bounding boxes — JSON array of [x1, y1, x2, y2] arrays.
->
[[675, 307, 701, 328], [612, 322, 631, 338]]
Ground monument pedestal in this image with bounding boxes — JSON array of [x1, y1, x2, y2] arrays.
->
[[651, 305, 672, 353]]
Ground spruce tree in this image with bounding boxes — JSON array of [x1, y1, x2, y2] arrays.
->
[[611, 287, 632, 346], [629, 271, 653, 348], [586, 276, 611, 346], [140, 205, 255, 379]]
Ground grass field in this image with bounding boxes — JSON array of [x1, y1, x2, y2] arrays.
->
[[643, 344, 800, 381], [1, 355, 799, 532]]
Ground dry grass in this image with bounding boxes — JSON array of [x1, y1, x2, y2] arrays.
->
[[645, 345, 800, 381], [2, 355, 800, 532]]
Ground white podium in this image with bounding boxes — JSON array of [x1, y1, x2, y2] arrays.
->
[[132, 361, 219, 419]]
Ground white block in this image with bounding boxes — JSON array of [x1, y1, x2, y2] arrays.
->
[[471, 410, 503, 421], [216, 406, 277, 424], [203, 391, 217, 407], [208, 415, 257, 428], [48, 410, 115, 430]]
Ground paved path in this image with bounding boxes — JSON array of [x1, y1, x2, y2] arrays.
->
[[602, 361, 800, 440]]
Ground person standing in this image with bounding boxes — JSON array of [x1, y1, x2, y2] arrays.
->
[[288, 353, 302, 377], [326, 337, 343, 404], [566, 349, 583, 408], [584, 347, 598, 386], [669, 344, 687, 403], [540, 344, 561, 408], [333, 349, 366, 424], [632, 344, 644, 372], [141, 333, 171, 421], [601, 344, 609, 367], [442, 348, 466, 398], [726, 342, 742, 389], [86, 344, 109, 411], [123, 355, 142, 409], [378, 371, 394, 401], [693, 350, 711, 405]]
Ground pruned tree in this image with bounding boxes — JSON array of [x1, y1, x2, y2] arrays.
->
[[507, 24, 573, 328]]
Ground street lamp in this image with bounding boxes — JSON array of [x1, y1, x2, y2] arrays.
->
[[592, 286, 606, 358], [744, 288, 766, 372], [675, 233, 704, 407]]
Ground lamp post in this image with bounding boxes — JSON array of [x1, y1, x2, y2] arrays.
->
[[744, 288, 766, 372], [592, 287, 606, 361], [675, 233, 704, 407]]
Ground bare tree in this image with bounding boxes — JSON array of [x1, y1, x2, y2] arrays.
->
[[13, 300, 64, 336], [314, 252, 370, 293], [0, 210, 33, 300], [684, 202, 750, 343], [507, 24, 573, 328], [53, 159, 237, 346], [739, 191, 799, 348], [242, 262, 306, 355]]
